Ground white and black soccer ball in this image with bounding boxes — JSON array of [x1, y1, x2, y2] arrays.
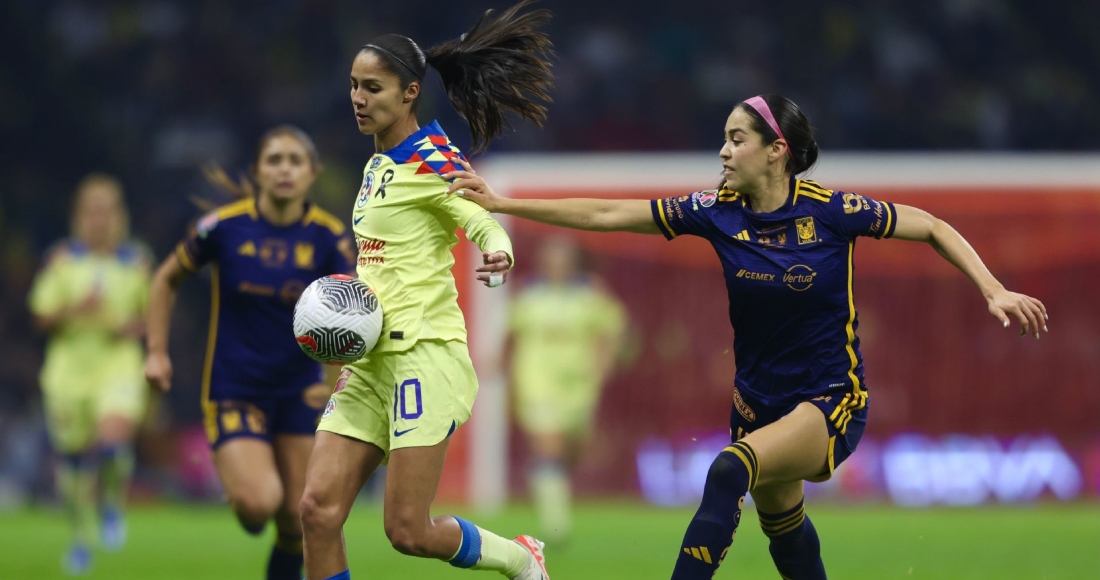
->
[[293, 274, 383, 364]]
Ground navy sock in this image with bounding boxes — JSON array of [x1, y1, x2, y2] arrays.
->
[[670, 441, 758, 580], [266, 532, 303, 580], [322, 571, 350, 580], [759, 498, 826, 580]]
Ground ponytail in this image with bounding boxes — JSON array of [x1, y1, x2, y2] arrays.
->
[[363, 0, 554, 154]]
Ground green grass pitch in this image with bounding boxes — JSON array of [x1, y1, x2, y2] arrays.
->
[[1, 502, 1097, 579]]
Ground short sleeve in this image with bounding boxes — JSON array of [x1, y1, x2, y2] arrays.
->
[[826, 191, 898, 240], [28, 250, 68, 316], [650, 192, 717, 240], [175, 211, 220, 272]]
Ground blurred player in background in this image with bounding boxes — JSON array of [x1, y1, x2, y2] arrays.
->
[[143, 126, 354, 580], [445, 93, 1049, 580], [28, 174, 152, 575], [508, 237, 624, 545], [298, 3, 554, 580]]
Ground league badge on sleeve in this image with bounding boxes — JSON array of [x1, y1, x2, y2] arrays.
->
[[196, 211, 219, 238]]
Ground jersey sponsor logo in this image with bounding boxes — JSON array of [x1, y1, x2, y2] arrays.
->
[[357, 172, 375, 208], [279, 279, 306, 304], [732, 387, 756, 422], [692, 190, 717, 208], [259, 239, 289, 267], [294, 242, 314, 269], [238, 281, 275, 296], [795, 217, 819, 244], [734, 230, 751, 241], [735, 268, 775, 282], [869, 201, 885, 234], [356, 236, 386, 265], [783, 264, 816, 291], [196, 212, 219, 238], [353, 215, 365, 225], [842, 192, 871, 214], [370, 156, 382, 170]]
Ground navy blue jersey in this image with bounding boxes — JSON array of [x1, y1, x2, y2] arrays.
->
[[176, 198, 356, 400], [651, 179, 897, 409]]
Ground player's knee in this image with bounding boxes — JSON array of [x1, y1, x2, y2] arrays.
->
[[384, 517, 429, 557], [299, 488, 347, 533], [705, 447, 754, 493], [229, 485, 281, 524]]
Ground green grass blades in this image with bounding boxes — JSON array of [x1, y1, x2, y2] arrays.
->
[[1, 502, 1097, 579]]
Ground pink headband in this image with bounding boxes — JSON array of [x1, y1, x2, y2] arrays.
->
[[743, 96, 793, 160]]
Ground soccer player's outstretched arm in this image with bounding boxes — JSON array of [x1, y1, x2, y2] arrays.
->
[[144, 254, 191, 392], [890, 203, 1048, 338], [443, 159, 661, 235]]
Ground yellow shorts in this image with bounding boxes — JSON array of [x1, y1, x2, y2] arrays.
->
[[43, 373, 147, 453], [513, 377, 602, 436], [318, 340, 478, 462]]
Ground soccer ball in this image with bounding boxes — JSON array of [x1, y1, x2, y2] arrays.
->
[[293, 274, 383, 364]]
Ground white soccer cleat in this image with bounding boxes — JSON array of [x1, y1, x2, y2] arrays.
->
[[511, 535, 549, 580]]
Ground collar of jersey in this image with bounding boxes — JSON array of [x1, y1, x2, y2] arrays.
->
[[743, 176, 798, 215], [381, 120, 448, 162]]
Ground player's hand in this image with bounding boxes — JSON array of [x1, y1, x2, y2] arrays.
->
[[987, 288, 1048, 339], [144, 351, 173, 393], [70, 289, 103, 317], [477, 251, 512, 287], [115, 317, 145, 341], [442, 158, 505, 212]]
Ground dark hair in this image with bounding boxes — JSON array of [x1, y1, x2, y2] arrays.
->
[[361, 0, 554, 153], [735, 95, 819, 175], [200, 125, 321, 203]]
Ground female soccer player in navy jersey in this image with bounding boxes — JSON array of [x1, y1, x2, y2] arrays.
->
[[144, 126, 354, 580], [444, 94, 1048, 580], [297, 3, 554, 580]]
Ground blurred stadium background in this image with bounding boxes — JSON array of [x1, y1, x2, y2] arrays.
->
[[2, 1, 1099, 578]]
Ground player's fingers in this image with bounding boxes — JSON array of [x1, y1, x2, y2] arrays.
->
[[1009, 306, 1030, 337], [453, 156, 476, 175], [1025, 300, 1047, 334], [990, 306, 1010, 329], [475, 262, 509, 273], [443, 174, 473, 193], [1027, 296, 1049, 329]]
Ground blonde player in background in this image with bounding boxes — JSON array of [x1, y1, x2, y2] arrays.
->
[[28, 174, 152, 575], [298, 2, 555, 579], [508, 238, 625, 545]]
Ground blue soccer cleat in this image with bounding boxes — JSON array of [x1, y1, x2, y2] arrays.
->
[[101, 507, 127, 551], [62, 542, 92, 576]]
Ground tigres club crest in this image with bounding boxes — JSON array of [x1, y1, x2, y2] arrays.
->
[[795, 217, 819, 245]]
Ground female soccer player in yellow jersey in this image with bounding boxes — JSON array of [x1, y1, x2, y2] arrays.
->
[[298, 3, 553, 580], [508, 239, 625, 545], [28, 174, 152, 575], [443, 94, 1049, 579], [144, 127, 354, 580]]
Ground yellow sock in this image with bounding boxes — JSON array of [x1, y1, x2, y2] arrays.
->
[[531, 462, 570, 542], [450, 516, 529, 577]]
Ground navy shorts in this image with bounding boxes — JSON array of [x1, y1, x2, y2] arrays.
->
[[203, 388, 326, 449], [729, 386, 868, 478]]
